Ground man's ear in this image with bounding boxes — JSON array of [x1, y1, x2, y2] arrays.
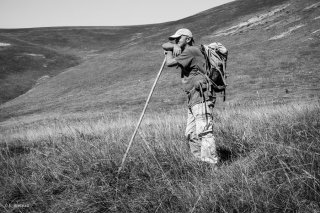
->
[[186, 37, 192, 44]]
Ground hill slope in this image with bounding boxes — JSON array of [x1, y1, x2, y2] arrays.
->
[[0, 34, 80, 103], [0, 0, 319, 121]]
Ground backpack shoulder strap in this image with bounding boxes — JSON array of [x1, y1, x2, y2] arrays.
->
[[200, 44, 211, 71]]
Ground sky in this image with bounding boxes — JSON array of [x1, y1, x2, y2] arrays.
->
[[0, 0, 235, 29]]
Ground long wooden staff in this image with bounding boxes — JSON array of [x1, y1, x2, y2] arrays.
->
[[117, 56, 166, 175]]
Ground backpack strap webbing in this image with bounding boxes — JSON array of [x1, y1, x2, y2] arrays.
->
[[200, 44, 227, 101]]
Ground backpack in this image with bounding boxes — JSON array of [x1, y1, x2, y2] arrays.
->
[[199, 42, 228, 101]]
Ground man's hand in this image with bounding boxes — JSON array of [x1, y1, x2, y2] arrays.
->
[[164, 51, 178, 67], [173, 44, 181, 57], [162, 42, 181, 57]]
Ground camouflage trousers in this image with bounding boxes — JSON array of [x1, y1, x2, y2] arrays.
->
[[185, 101, 218, 164]]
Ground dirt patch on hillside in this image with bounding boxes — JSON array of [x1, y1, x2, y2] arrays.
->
[[269, 24, 305, 40], [213, 3, 291, 37], [0, 42, 11, 47], [303, 2, 320, 11]]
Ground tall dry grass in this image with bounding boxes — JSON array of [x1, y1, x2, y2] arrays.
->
[[1, 101, 320, 212]]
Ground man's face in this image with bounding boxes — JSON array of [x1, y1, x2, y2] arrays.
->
[[175, 35, 189, 48]]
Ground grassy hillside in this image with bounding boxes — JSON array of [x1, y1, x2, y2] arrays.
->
[[0, 0, 319, 121], [0, 26, 149, 104], [1, 101, 319, 212], [0, 34, 80, 104]]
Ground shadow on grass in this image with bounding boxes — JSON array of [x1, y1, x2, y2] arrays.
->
[[217, 147, 234, 163], [0, 144, 31, 158]]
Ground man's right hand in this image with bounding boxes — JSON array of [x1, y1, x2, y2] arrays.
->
[[164, 51, 178, 67], [173, 44, 181, 57]]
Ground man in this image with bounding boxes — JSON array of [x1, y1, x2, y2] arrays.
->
[[162, 28, 219, 166]]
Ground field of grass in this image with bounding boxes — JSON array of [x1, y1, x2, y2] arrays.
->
[[1, 100, 319, 212]]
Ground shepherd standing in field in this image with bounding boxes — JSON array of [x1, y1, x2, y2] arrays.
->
[[162, 28, 218, 167]]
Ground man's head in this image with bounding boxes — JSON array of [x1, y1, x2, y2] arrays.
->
[[169, 28, 194, 49]]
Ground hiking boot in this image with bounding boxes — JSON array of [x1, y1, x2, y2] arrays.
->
[[199, 159, 219, 172], [201, 157, 217, 164]]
